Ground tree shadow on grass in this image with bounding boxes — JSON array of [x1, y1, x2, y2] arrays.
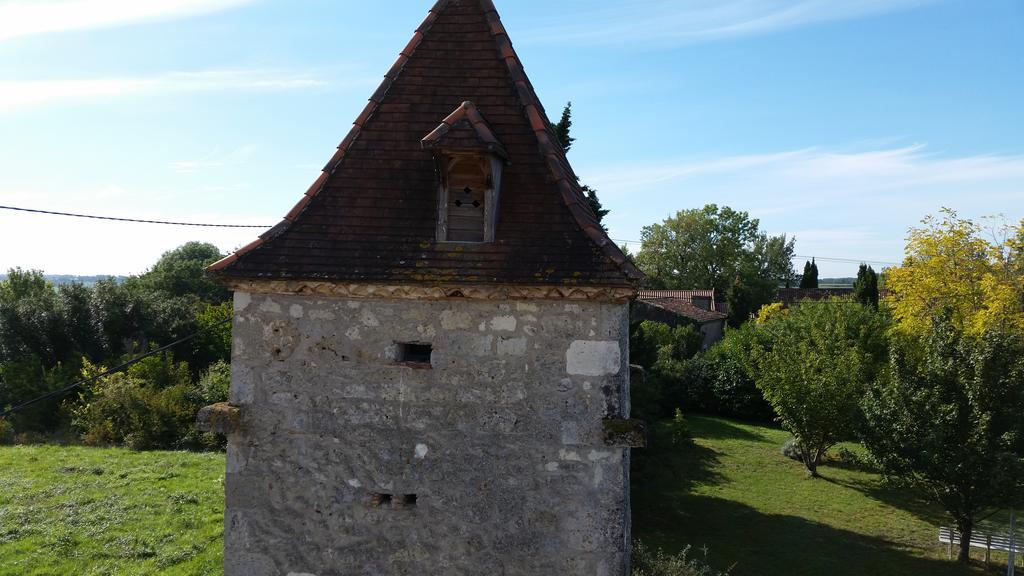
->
[[633, 494, 996, 576], [633, 433, 726, 497], [822, 472, 950, 528], [688, 415, 774, 443]]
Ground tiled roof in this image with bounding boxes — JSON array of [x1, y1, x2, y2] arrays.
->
[[640, 299, 728, 324], [775, 288, 890, 305], [208, 0, 642, 287], [421, 101, 508, 160]]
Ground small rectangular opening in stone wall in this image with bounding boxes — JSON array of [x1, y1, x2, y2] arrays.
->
[[397, 342, 433, 366], [401, 494, 418, 508]]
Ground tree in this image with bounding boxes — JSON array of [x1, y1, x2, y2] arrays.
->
[[133, 242, 228, 304], [799, 259, 819, 289], [636, 205, 795, 325], [583, 185, 609, 226], [853, 264, 880, 308], [549, 102, 609, 229], [887, 210, 1024, 337], [863, 317, 1024, 562], [551, 102, 575, 155], [753, 299, 889, 477]]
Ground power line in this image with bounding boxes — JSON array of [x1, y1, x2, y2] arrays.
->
[[2, 206, 901, 267], [794, 255, 899, 267], [0, 318, 231, 419], [0, 205, 270, 229]]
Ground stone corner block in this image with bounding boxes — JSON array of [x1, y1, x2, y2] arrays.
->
[[197, 403, 243, 434], [602, 418, 647, 448]]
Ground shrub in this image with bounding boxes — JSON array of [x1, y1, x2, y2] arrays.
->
[[69, 358, 213, 451], [0, 417, 13, 445], [781, 438, 804, 462], [683, 322, 775, 422], [196, 360, 231, 405], [632, 321, 703, 368], [668, 408, 690, 446], [633, 541, 727, 576], [631, 321, 704, 421]]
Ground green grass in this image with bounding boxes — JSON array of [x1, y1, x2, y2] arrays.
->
[[2, 423, 1019, 575], [633, 415, 1017, 576], [0, 445, 224, 576]]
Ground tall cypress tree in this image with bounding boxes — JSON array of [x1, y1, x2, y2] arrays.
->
[[808, 258, 820, 289], [549, 102, 608, 230], [854, 264, 880, 308], [800, 260, 813, 289]]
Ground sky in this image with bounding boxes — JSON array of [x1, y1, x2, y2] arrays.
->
[[0, 0, 1021, 278]]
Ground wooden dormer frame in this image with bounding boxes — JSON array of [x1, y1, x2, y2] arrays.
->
[[422, 101, 508, 244], [434, 151, 504, 243]]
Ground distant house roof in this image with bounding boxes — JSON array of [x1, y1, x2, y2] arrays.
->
[[638, 289, 715, 300], [775, 288, 889, 305], [638, 299, 729, 325], [207, 0, 641, 288]]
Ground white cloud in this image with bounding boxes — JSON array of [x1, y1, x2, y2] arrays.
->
[[589, 145, 1024, 208], [171, 144, 258, 173], [0, 70, 327, 112], [521, 0, 934, 46], [0, 0, 257, 42], [587, 144, 1024, 275]]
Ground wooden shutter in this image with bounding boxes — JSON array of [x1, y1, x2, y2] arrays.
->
[[446, 158, 487, 242]]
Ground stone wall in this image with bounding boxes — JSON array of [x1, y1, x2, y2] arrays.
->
[[225, 291, 632, 576]]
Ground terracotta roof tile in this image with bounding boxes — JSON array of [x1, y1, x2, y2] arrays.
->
[[208, 0, 642, 286], [641, 299, 729, 324]]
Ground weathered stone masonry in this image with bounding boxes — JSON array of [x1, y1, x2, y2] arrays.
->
[[225, 291, 632, 575]]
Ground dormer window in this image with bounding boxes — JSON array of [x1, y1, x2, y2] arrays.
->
[[422, 101, 508, 244]]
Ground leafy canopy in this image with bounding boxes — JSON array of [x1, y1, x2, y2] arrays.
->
[[636, 205, 795, 325], [862, 317, 1024, 561], [753, 299, 889, 476], [887, 210, 1024, 336]]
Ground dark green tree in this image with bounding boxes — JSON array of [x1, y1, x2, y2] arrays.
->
[[549, 102, 609, 229], [800, 261, 812, 289], [134, 242, 228, 303], [636, 205, 795, 325], [853, 264, 880, 308], [551, 102, 575, 155], [863, 317, 1024, 562], [754, 299, 890, 477], [799, 259, 820, 289]]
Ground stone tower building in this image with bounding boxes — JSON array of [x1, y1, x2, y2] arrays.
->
[[203, 0, 644, 574]]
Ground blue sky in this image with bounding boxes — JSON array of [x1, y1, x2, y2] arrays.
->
[[0, 0, 1021, 277]]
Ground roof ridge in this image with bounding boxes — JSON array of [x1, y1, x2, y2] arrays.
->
[[477, 0, 641, 281], [208, 1, 448, 273], [209, 0, 643, 284]]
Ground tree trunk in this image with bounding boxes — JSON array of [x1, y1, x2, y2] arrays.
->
[[956, 519, 973, 563], [804, 454, 820, 478], [803, 446, 822, 478]]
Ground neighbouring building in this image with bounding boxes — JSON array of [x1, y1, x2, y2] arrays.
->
[[774, 287, 890, 306], [633, 291, 728, 350], [198, 1, 645, 574]]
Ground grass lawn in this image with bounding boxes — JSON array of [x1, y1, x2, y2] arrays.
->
[[632, 414, 1018, 576], [2, 421, 1020, 575], [0, 446, 224, 576]]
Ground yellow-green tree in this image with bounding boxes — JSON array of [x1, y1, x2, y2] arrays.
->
[[887, 210, 1024, 336]]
